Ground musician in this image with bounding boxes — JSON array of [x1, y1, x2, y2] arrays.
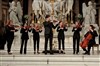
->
[[43, 15, 59, 55], [72, 21, 82, 54], [83, 25, 98, 55], [20, 23, 29, 54], [5, 20, 17, 54], [57, 21, 68, 54], [32, 23, 42, 54]]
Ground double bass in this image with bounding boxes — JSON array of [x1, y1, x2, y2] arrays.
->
[[80, 32, 92, 49]]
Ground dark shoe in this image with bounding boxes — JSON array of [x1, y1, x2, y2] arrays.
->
[[20, 51, 22, 54], [87, 53, 90, 55], [73, 52, 75, 54], [34, 52, 36, 54], [62, 51, 65, 54], [83, 52, 87, 55], [8, 52, 12, 55], [45, 53, 47, 55], [24, 52, 26, 54], [76, 52, 79, 54], [50, 51, 54, 55], [50, 53, 54, 55], [20, 53, 22, 54], [37, 52, 40, 54], [63, 52, 65, 54], [44, 51, 47, 55]]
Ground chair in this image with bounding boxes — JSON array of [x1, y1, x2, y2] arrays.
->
[[92, 44, 99, 54]]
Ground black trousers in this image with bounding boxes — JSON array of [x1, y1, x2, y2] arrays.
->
[[58, 38, 65, 50], [0, 35, 6, 50], [20, 39, 28, 54], [44, 34, 53, 53], [6, 38, 14, 53], [33, 38, 40, 52], [83, 41, 95, 54], [73, 37, 80, 54]]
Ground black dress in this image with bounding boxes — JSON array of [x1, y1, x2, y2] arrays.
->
[[20, 28, 29, 54], [57, 26, 67, 51]]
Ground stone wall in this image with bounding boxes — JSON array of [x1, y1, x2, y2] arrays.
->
[[28, 0, 32, 22]]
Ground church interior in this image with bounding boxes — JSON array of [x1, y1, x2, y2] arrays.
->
[[0, 0, 100, 66]]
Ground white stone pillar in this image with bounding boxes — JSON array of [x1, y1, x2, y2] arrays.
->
[[0, 0, 2, 21]]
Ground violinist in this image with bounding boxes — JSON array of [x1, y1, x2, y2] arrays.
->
[[43, 15, 59, 55], [20, 23, 30, 54], [72, 21, 82, 54], [82, 25, 98, 55], [5, 20, 18, 55], [32, 23, 42, 54], [57, 21, 68, 54]]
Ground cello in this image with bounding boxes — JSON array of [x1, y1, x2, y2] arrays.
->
[[80, 32, 92, 49]]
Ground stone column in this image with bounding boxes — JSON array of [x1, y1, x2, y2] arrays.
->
[[22, 0, 28, 23], [28, 0, 32, 22], [74, 0, 79, 15], [0, 0, 2, 21], [73, 0, 79, 23]]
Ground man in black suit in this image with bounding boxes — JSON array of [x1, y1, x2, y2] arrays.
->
[[43, 15, 59, 54], [72, 21, 82, 54]]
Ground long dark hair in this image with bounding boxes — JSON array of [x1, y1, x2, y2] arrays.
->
[[90, 25, 95, 30]]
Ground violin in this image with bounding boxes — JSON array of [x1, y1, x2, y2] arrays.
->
[[21, 26, 31, 29], [33, 23, 42, 32], [76, 22, 81, 28], [7, 25, 19, 32], [59, 22, 68, 28]]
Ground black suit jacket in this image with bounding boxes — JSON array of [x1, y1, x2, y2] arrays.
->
[[20, 28, 29, 40], [43, 21, 59, 35], [57, 26, 67, 39], [72, 27, 82, 38]]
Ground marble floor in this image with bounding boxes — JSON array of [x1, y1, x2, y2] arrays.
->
[[0, 50, 100, 66]]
